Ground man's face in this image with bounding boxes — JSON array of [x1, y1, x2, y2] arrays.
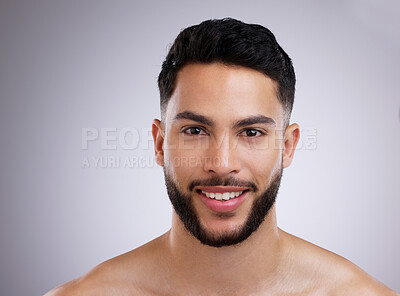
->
[[154, 63, 294, 247]]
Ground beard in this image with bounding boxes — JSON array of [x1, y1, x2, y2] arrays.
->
[[163, 167, 283, 248]]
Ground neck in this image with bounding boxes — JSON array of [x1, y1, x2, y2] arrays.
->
[[164, 205, 287, 293]]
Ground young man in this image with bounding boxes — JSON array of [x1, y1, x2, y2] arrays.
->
[[46, 18, 398, 295]]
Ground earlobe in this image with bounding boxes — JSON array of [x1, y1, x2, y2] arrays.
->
[[152, 119, 165, 166], [282, 123, 300, 168]]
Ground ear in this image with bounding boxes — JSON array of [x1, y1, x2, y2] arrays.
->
[[282, 123, 300, 168], [152, 119, 165, 167]]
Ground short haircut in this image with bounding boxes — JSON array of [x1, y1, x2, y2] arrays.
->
[[158, 18, 296, 125]]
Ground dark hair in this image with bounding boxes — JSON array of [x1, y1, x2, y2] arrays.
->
[[158, 18, 295, 123]]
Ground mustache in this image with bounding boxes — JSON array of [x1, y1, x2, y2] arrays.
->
[[188, 176, 258, 192]]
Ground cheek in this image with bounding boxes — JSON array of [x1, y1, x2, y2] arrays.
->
[[238, 144, 282, 184], [165, 134, 207, 165], [163, 138, 205, 186]]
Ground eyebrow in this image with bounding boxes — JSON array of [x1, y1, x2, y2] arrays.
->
[[174, 111, 276, 129], [232, 115, 276, 129], [173, 111, 214, 126]]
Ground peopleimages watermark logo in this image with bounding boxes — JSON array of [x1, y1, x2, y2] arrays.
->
[[80, 127, 317, 169], [81, 127, 154, 150]]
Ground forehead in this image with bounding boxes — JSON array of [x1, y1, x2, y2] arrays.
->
[[165, 63, 284, 127]]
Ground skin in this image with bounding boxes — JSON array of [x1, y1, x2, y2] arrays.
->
[[46, 63, 398, 296]]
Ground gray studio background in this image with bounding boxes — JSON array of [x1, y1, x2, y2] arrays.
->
[[0, 1, 399, 295]]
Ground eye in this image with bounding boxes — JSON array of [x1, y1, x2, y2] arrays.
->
[[239, 129, 264, 137], [183, 127, 207, 136]]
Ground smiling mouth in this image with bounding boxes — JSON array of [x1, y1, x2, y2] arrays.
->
[[196, 189, 249, 201]]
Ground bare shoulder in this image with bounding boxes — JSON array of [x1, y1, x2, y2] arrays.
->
[[43, 259, 141, 296], [44, 278, 81, 296], [44, 235, 168, 296], [282, 230, 398, 296], [330, 273, 399, 296]]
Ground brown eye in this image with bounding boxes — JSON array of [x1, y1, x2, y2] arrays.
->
[[246, 129, 258, 137], [183, 127, 207, 135], [189, 127, 201, 134], [241, 129, 263, 137]]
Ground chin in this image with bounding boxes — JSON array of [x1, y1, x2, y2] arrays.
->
[[198, 217, 247, 239]]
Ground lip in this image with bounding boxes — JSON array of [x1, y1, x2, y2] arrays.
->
[[196, 186, 249, 193], [197, 187, 249, 213]]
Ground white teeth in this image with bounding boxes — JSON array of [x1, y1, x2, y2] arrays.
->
[[222, 192, 230, 200], [201, 190, 244, 201]]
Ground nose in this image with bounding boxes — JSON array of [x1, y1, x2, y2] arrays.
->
[[203, 133, 241, 176]]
